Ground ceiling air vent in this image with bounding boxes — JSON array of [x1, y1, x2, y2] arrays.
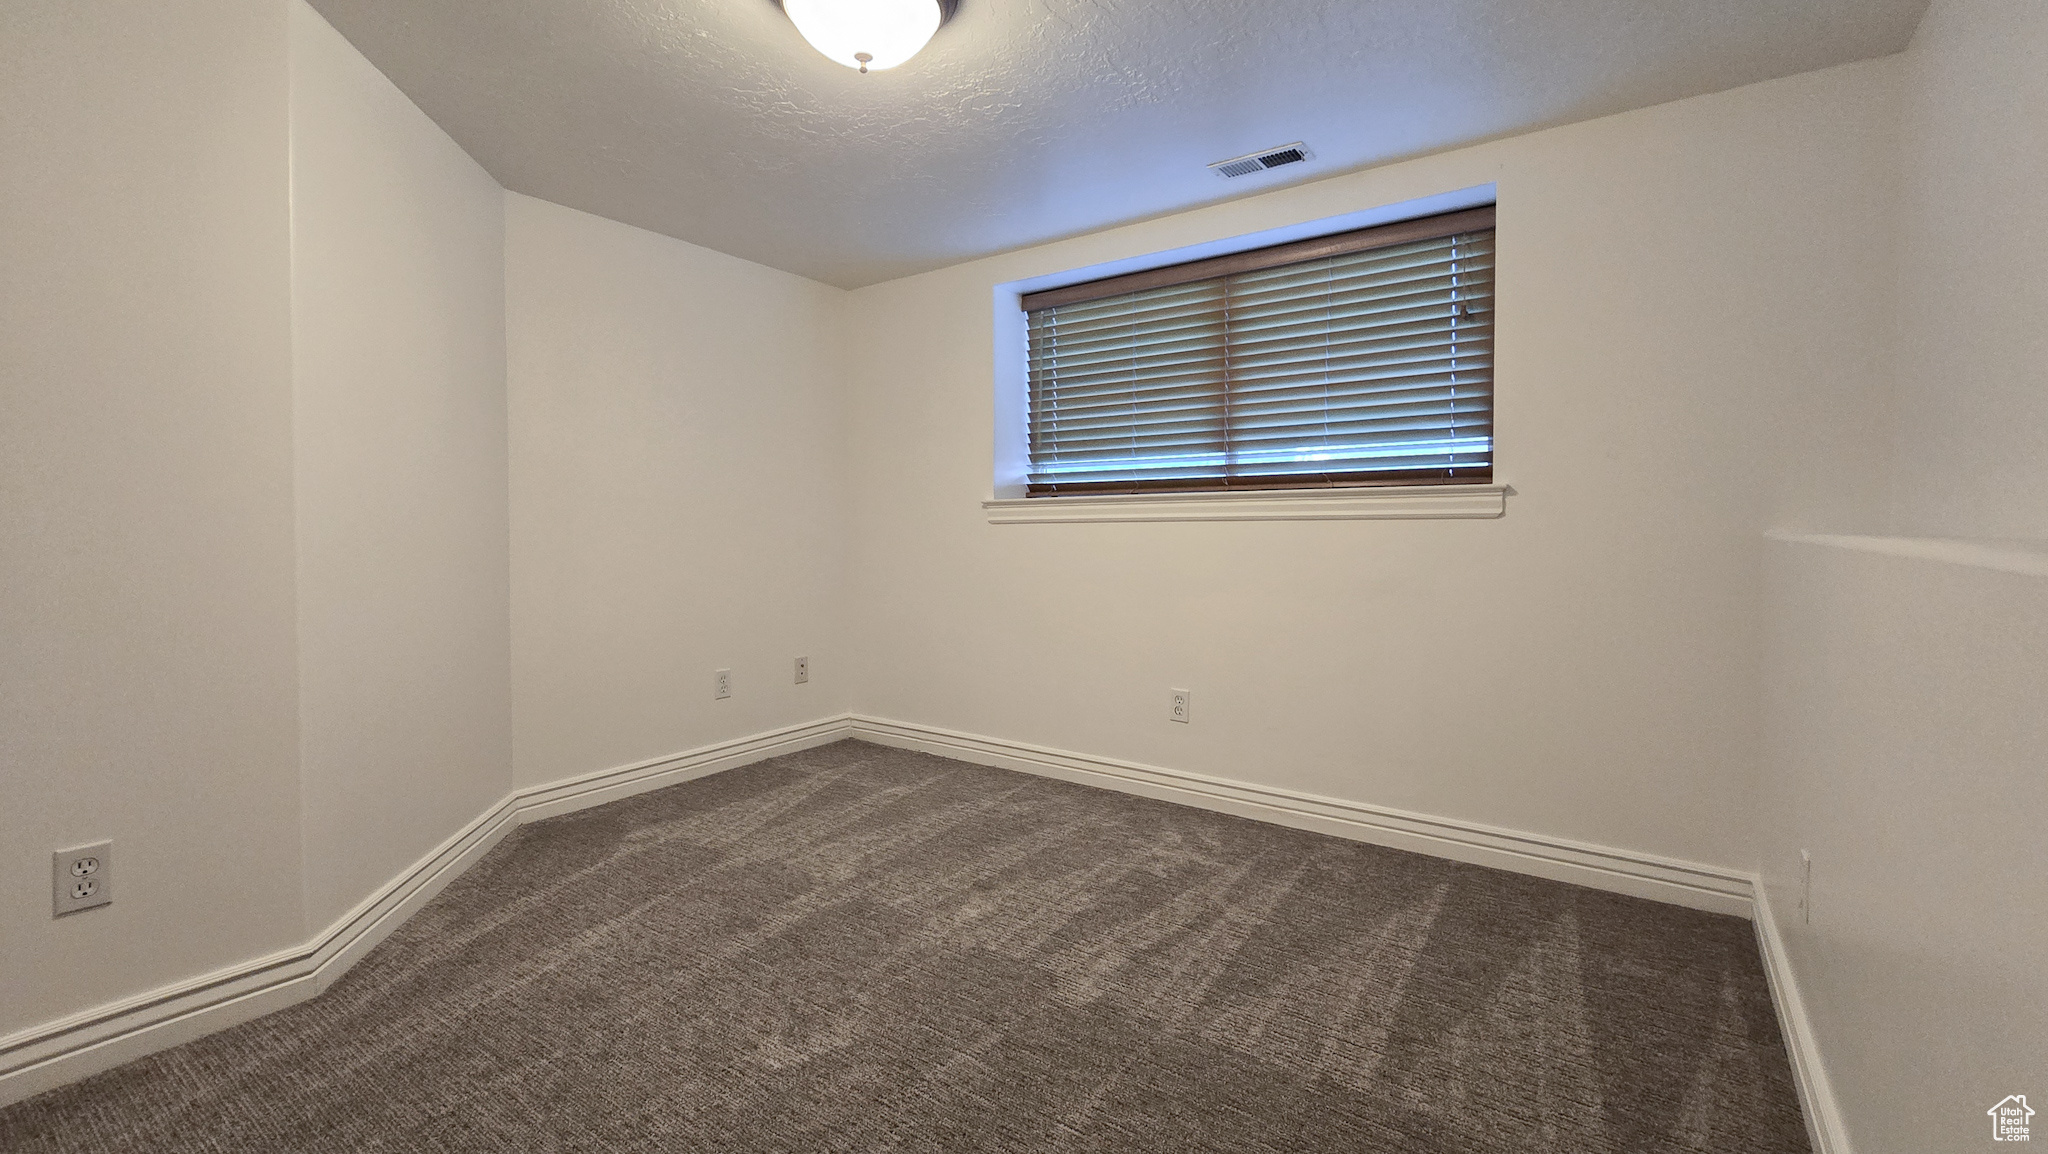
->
[[1208, 142, 1313, 179]]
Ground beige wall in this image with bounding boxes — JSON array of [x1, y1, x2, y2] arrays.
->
[[0, 0, 515, 1046], [1761, 538, 2047, 1154], [0, 1, 303, 1035], [506, 193, 849, 789], [1890, 0, 2048, 538], [841, 58, 1900, 874], [1756, 3, 2048, 1151], [288, 0, 512, 931]]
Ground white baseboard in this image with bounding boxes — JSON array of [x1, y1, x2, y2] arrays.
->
[[516, 715, 853, 822], [1751, 882, 1852, 1154], [6, 713, 1812, 1132], [0, 715, 854, 1109], [847, 715, 1756, 918]]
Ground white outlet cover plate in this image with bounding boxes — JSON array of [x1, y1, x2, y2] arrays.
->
[[1170, 689, 1191, 723], [53, 841, 113, 916]]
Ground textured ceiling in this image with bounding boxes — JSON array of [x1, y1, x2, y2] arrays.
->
[[305, 0, 1928, 288]]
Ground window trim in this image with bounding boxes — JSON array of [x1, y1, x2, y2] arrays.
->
[[1018, 204, 1497, 501], [991, 187, 1506, 518], [984, 483, 1509, 524]]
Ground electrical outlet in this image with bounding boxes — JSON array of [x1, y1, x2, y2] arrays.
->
[[714, 668, 732, 700], [1170, 689, 1191, 724], [53, 842, 112, 916], [794, 656, 809, 685], [1799, 849, 1812, 924]]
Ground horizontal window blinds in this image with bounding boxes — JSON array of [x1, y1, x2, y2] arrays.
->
[[1024, 207, 1494, 495]]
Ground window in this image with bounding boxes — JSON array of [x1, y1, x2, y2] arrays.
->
[[1021, 205, 1494, 496]]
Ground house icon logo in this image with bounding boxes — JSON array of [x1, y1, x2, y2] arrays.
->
[[1989, 1095, 2035, 1142]]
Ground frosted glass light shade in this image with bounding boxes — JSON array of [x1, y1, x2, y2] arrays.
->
[[784, 0, 942, 72]]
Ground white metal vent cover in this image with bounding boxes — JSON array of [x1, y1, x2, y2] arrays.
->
[[1208, 142, 1314, 178]]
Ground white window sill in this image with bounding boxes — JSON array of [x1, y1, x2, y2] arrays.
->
[[983, 484, 1510, 524]]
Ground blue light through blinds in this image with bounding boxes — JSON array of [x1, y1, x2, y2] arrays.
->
[[1025, 226, 1493, 492]]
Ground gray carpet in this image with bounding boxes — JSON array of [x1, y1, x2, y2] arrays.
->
[[0, 739, 1810, 1153]]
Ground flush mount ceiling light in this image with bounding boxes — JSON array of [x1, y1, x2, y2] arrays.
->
[[783, 0, 953, 73]]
